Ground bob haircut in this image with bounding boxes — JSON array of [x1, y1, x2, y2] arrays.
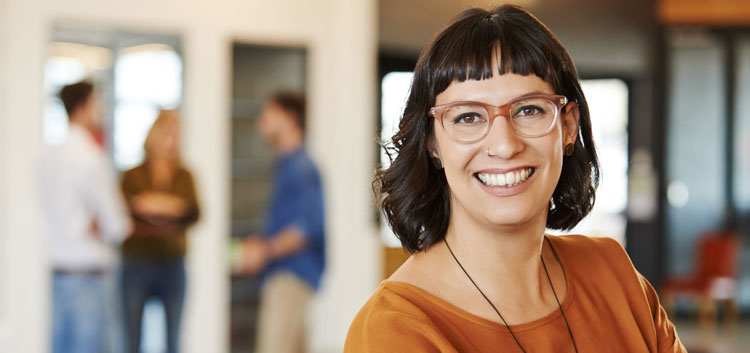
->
[[376, 5, 600, 253]]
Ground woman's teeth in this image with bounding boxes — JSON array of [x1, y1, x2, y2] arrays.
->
[[476, 168, 534, 187]]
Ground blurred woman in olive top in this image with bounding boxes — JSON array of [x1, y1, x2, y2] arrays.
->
[[120, 110, 200, 353]]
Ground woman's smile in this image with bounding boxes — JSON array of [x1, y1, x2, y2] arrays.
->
[[473, 166, 537, 196], [474, 166, 535, 187]]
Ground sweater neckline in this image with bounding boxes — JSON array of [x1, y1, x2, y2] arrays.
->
[[383, 235, 576, 333]]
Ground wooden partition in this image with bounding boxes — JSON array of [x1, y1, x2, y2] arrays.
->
[[382, 246, 410, 279], [658, 0, 750, 25]]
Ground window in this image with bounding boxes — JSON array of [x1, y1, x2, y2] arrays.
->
[[113, 45, 182, 170], [379, 71, 413, 247], [553, 79, 629, 244], [43, 42, 113, 145], [42, 30, 182, 173]]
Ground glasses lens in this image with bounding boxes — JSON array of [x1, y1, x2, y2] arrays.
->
[[442, 104, 489, 142], [510, 98, 558, 136]]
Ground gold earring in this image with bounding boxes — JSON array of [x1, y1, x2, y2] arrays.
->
[[565, 143, 575, 156]]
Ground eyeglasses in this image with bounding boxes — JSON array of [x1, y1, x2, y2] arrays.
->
[[429, 94, 568, 143]]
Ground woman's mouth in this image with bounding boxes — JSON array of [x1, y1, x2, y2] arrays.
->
[[474, 167, 536, 187]]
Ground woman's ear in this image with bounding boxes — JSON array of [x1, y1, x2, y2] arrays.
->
[[426, 134, 440, 159], [561, 102, 580, 146], [426, 135, 444, 169]]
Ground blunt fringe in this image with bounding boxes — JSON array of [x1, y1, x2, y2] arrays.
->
[[375, 5, 600, 253]]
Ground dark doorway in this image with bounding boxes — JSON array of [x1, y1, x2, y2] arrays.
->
[[229, 43, 306, 353]]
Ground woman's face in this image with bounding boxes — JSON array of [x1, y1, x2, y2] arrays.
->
[[151, 121, 180, 161], [430, 72, 579, 230]]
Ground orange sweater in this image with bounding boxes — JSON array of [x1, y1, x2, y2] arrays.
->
[[345, 235, 686, 352]]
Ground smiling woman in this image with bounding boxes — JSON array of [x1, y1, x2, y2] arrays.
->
[[345, 5, 687, 353]]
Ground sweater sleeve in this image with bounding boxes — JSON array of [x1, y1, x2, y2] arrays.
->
[[637, 274, 688, 353], [344, 310, 446, 353], [592, 238, 687, 353], [593, 236, 687, 353], [344, 284, 462, 353], [175, 168, 200, 225]]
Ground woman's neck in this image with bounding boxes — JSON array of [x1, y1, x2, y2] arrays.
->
[[148, 158, 176, 190], [441, 203, 553, 311], [389, 203, 567, 325]]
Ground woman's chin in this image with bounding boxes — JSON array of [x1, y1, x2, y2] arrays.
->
[[480, 206, 547, 230]]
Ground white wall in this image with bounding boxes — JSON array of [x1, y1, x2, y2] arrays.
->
[[2, 1, 48, 352], [0, 0, 380, 352], [0, 0, 9, 346]]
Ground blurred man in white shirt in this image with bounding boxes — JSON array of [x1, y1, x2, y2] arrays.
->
[[39, 81, 131, 353]]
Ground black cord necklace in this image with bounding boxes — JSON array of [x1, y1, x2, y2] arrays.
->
[[443, 238, 579, 353]]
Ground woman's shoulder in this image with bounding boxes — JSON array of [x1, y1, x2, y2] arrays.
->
[[173, 164, 193, 178], [547, 234, 636, 278], [345, 281, 447, 352], [547, 234, 627, 260], [347, 281, 437, 331], [121, 164, 148, 186], [547, 233, 621, 250], [122, 163, 147, 176]]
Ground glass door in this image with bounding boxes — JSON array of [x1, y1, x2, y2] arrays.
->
[[664, 30, 727, 276], [663, 29, 750, 311]]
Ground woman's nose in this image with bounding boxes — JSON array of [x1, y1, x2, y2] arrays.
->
[[484, 115, 524, 159]]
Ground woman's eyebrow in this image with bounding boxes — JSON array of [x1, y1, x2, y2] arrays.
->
[[508, 91, 549, 100], [446, 90, 552, 104]]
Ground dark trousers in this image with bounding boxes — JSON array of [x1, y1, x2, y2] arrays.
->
[[121, 258, 186, 353]]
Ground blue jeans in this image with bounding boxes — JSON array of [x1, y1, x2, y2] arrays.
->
[[121, 258, 186, 353], [52, 273, 106, 353]]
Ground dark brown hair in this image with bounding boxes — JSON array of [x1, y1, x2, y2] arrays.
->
[[59, 81, 94, 118], [270, 91, 306, 133], [376, 5, 600, 253]]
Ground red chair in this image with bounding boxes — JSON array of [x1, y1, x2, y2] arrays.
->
[[660, 229, 741, 325]]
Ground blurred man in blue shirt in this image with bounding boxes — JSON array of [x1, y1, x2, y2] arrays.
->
[[240, 91, 325, 353]]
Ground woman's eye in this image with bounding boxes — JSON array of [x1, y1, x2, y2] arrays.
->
[[515, 105, 545, 117], [453, 113, 484, 124]]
